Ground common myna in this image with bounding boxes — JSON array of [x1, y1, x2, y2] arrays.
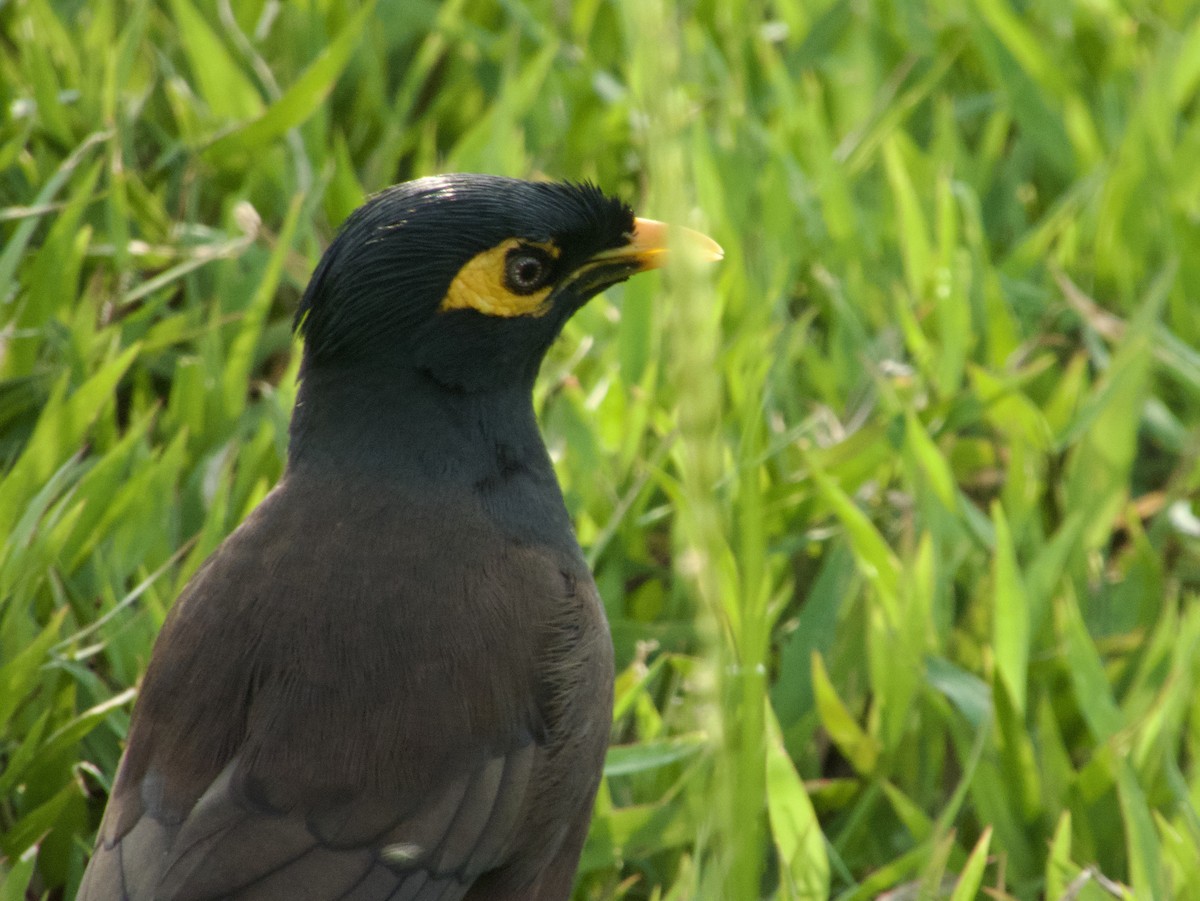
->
[[78, 174, 722, 901]]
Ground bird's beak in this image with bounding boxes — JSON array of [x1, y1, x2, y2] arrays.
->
[[589, 218, 724, 272], [561, 217, 722, 300]]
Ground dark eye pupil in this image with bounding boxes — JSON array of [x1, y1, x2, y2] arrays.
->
[[506, 250, 551, 293], [517, 259, 541, 283]]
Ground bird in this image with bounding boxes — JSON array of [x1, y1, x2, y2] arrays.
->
[[78, 174, 722, 901]]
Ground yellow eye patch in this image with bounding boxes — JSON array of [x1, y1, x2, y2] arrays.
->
[[439, 239, 560, 318]]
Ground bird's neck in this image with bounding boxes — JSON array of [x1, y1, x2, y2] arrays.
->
[[288, 361, 547, 478], [284, 362, 579, 552]]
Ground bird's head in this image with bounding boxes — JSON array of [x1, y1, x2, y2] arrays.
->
[[295, 174, 721, 392]]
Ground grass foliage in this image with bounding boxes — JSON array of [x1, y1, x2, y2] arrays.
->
[[3, 0, 1200, 898]]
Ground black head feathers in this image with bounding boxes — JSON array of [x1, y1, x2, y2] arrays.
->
[[295, 175, 636, 390]]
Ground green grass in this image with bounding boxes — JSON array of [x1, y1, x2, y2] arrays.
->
[[3, 0, 1200, 898]]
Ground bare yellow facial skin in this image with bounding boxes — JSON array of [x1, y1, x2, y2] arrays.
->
[[436, 220, 722, 319], [439, 239, 560, 318]]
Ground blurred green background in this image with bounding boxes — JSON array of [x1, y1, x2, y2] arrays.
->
[[3, 0, 1200, 898]]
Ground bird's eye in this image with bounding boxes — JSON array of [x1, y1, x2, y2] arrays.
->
[[505, 248, 554, 295]]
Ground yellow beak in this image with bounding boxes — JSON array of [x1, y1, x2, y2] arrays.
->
[[590, 217, 724, 271]]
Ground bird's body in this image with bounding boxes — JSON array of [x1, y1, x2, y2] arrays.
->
[[79, 175, 719, 901]]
